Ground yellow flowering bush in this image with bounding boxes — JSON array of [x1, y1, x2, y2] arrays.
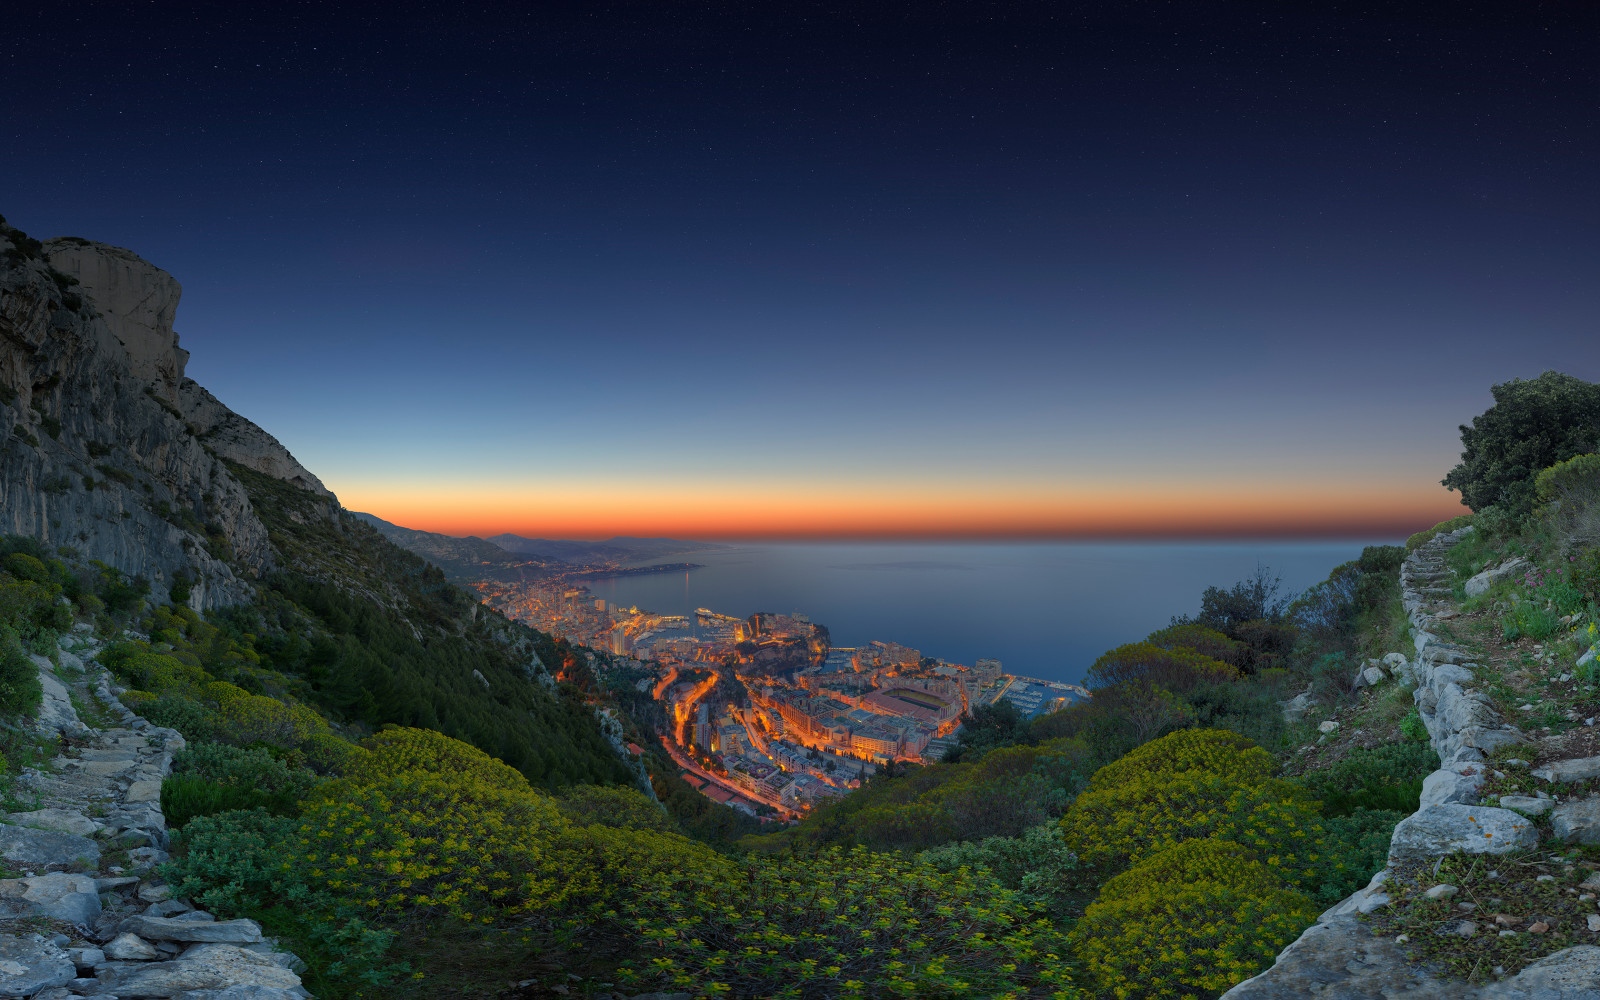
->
[[301, 731, 369, 776], [216, 694, 329, 749], [1071, 838, 1319, 999], [295, 768, 569, 924], [1061, 769, 1324, 880], [350, 726, 531, 793], [1084, 728, 1275, 794], [604, 845, 1078, 999]]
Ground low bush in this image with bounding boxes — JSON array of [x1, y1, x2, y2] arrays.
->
[[919, 821, 1081, 918], [1294, 741, 1434, 817], [1071, 838, 1320, 999], [554, 783, 673, 832], [295, 769, 569, 925], [1084, 728, 1275, 793], [0, 625, 42, 716], [163, 742, 320, 826], [604, 845, 1075, 1000], [351, 726, 533, 793], [1061, 768, 1325, 881]]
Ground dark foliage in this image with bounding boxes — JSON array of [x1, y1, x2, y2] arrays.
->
[[1442, 371, 1600, 514]]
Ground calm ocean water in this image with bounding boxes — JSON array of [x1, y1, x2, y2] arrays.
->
[[581, 540, 1397, 687]]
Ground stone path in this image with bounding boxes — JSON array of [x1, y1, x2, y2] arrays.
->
[[0, 624, 308, 999], [1224, 527, 1600, 999]]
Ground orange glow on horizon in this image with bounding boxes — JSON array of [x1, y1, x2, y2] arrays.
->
[[338, 478, 1467, 541]]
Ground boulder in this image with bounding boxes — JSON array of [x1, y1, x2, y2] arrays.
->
[[118, 915, 263, 944], [0, 934, 76, 996], [1477, 945, 1600, 999], [1550, 798, 1600, 845], [0, 873, 101, 925], [1218, 915, 1470, 999], [105, 932, 161, 961], [1382, 652, 1408, 669], [1420, 766, 1485, 808], [1533, 756, 1600, 783], [4, 808, 99, 837], [1465, 558, 1531, 598], [1499, 795, 1554, 816], [1388, 804, 1540, 861], [95, 943, 303, 997], [126, 778, 164, 803]]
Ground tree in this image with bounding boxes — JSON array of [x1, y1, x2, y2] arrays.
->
[[1442, 371, 1600, 514], [945, 698, 1033, 761]]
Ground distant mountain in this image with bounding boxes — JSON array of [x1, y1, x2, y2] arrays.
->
[[486, 534, 724, 566], [351, 512, 559, 582]]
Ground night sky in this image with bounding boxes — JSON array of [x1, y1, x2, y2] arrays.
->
[[4, 2, 1596, 538]]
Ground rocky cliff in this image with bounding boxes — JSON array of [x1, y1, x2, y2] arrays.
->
[[0, 218, 329, 608]]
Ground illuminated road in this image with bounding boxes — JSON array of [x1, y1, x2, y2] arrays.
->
[[659, 733, 797, 820]]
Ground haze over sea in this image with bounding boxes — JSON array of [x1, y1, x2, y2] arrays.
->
[[583, 540, 1398, 687]]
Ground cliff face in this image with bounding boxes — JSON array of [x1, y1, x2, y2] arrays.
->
[[0, 221, 330, 608]]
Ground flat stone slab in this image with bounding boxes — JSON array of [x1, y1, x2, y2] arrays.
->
[[1551, 798, 1600, 845], [5, 808, 99, 836], [0, 872, 101, 925], [1220, 916, 1469, 999], [1499, 795, 1554, 816], [1477, 945, 1600, 999], [125, 780, 163, 804], [1388, 804, 1540, 861], [119, 916, 263, 944], [1534, 756, 1600, 783], [0, 934, 76, 996], [0, 822, 100, 867], [95, 943, 302, 996]]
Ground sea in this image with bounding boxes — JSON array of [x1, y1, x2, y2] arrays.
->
[[579, 540, 1398, 688]]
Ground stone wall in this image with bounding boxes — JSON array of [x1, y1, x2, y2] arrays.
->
[[1222, 527, 1600, 999]]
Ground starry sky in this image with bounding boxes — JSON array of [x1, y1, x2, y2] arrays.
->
[[3, 2, 1596, 539]]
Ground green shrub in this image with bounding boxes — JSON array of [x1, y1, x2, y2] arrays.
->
[[1071, 837, 1320, 999], [1144, 624, 1247, 665], [919, 821, 1082, 918], [554, 783, 673, 832], [133, 694, 221, 742], [163, 742, 320, 826], [1295, 740, 1434, 818], [0, 625, 43, 716], [1315, 808, 1406, 903], [1399, 709, 1429, 743], [1503, 600, 1561, 643]]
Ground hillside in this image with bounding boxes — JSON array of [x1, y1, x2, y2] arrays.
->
[[487, 532, 721, 565], [352, 511, 560, 583]]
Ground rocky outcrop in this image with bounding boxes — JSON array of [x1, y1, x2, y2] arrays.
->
[[0, 222, 330, 608], [176, 381, 329, 497], [41, 240, 188, 406], [0, 630, 308, 998], [1225, 527, 1600, 999]]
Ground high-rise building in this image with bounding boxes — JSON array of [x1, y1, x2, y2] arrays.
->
[[611, 625, 629, 656]]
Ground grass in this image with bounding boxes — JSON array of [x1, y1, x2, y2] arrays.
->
[[0, 728, 57, 812], [1364, 847, 1600, 983]]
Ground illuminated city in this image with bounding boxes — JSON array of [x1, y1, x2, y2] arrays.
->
[[475, 579, 1089, 819]]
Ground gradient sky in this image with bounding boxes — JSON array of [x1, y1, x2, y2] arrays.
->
[[3, 3, 1596, 539]]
